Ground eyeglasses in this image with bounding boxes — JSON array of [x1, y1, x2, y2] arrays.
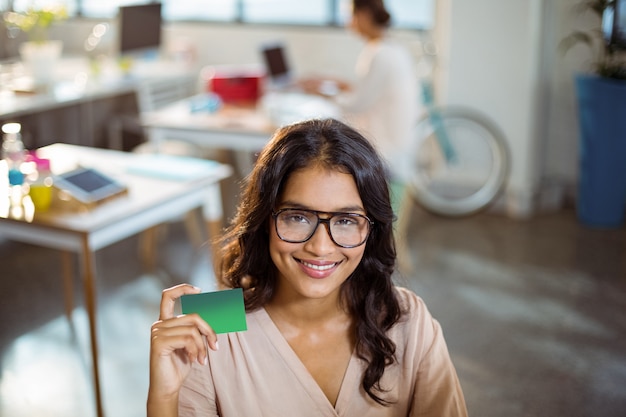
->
[[272, 208, 373, 248]]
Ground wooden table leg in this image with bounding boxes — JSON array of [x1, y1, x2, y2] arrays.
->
[[80, 237, 105, 417], [60, 250, 74, 322], [139, 225, 160, 272]]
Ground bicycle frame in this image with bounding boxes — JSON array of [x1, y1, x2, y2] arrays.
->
[[420, 79, 457, 164]]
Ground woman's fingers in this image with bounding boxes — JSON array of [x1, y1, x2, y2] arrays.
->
[[153, 313, 219, 359], [152, 322, 208, 364], [159, 283, 201, 320], [154, 284, 220, 365]]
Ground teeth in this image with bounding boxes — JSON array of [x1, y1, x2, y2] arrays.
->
[[301, 261, 335, 271]]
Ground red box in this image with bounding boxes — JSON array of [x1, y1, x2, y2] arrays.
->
[[203, 66, 264, 104]]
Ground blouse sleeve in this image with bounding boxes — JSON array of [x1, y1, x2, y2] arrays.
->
[[396, 288, 468, 417], [335, 44, 392, 113], [410, 318, 468, 416], [178, 362, 219, 417]]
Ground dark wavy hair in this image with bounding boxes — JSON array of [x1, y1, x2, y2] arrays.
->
[[353, 0, 391, 27], [218, 118, 402, 405]]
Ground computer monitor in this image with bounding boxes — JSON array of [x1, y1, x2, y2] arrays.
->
[[118, 2, 163, 58]]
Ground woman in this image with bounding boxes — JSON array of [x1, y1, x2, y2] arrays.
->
[[302, 0, 419, 188], [148, 118, 467, 416]]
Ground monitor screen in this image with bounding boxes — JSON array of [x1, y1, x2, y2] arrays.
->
[[119, 3, 163, 55]]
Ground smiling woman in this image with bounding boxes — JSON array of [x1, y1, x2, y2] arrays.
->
[[147, 118, 468, 417]]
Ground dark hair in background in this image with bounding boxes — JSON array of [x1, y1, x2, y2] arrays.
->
[[353, 0, 392, 27], [218, 118, 402, 405]]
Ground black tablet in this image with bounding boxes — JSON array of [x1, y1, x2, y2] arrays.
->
[[54, 167, 127, 204]]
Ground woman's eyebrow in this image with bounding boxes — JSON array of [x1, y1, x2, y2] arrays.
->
[[278, 201, 365, 213]]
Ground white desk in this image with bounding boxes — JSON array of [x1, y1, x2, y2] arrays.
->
[[143, 99, 275, 153], [0, 56, 198, 148], [0, 144, 232, 417], [142, 92, 341, 154]]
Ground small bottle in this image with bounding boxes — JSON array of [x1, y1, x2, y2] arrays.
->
[[26, 152, 54, 212], [1, 122, 27, 207]]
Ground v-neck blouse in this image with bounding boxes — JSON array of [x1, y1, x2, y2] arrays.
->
[[179, 286, 467, 417]]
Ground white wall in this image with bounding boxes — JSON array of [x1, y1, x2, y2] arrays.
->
[[54, 0, 586, 218], [435, 0, 549, 217], [543, 0, 602, 196]]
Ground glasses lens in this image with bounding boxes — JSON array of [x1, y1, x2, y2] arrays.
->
[[275, 209, 370, 247], [329, 213, 370, 247], [275, 209, 318, 242]]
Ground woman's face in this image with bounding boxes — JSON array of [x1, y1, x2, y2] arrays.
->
[[349, 7, 374, 38], [269, 164, 367, 303]]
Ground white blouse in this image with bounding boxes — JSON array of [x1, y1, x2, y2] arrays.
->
[[335, 38, 420, 182]]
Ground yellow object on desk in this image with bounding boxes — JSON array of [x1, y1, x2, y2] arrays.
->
[[28, 182, 52, 211]]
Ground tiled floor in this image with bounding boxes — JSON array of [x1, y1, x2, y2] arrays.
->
[[1, 206, 625, 417]]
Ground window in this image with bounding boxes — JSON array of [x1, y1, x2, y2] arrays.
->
[[163, 0, 237, 21], [243, 0, 332, 25], [4, 0, 433, 30]]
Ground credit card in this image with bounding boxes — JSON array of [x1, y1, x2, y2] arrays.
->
[[181, 288, 247, 334]]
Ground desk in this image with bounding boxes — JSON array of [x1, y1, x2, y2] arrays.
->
[[0, 56, 197, 148], [0, 144, 232, 417], [142, 92, 341, 154]]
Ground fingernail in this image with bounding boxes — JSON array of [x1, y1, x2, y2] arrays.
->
[[215, 341, 219, 351], [204, 355, 208, 365]]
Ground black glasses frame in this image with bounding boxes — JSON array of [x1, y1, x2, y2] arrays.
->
[[272, 208, 373, 248]]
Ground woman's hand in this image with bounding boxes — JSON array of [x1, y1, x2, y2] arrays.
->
[[147, 284, 218, 416], [298, 76, 350, 97]]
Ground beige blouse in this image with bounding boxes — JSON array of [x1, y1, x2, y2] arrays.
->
[[179, 286, 468, 417]]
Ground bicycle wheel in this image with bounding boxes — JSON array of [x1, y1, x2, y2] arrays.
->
[[408, 106, 510, 216]]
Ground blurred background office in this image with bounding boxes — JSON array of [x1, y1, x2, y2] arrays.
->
[[1, 1, 626, 417], [0, 0, 602, 218]]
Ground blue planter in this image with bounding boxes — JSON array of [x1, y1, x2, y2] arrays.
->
[[575, 74, 626, 227]]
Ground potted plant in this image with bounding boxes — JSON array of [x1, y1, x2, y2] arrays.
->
[[560, 0, 626, 227], [3, 4, 67, 86]]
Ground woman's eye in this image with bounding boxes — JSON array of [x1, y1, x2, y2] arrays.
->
[[334, 216, 357, 226], [285, 213, 311, 224]]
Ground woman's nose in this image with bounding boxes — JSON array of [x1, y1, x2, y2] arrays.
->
[[303, 221, 335, 255]]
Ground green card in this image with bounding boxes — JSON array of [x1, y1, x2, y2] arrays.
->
[[181, 288, 247, 334]]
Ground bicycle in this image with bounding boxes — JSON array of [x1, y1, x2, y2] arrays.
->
[[406, 42, 510, 217]]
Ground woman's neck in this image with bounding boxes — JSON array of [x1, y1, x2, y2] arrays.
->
[[265, 291, 348, 327], [362, 25, 385, 42]]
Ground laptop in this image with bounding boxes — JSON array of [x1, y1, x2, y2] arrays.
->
[[260, 41, 340, 96], [260, 41, 297, 91]]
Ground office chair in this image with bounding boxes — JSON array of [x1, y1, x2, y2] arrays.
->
[[106, 75, 218, 275], [107, 75, 198, 152]]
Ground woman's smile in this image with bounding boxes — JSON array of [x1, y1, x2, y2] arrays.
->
[[296, 258, 343, 278]]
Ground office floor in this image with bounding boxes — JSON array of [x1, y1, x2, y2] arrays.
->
[[1, 206, 625, 417]]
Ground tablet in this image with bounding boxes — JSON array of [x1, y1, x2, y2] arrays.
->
[[54, 167, 127, 204]]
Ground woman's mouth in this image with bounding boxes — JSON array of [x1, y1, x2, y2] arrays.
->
[[296, 258, 341, 278]]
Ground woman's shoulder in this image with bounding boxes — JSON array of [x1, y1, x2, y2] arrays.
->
[[392, 286, 438, 334], [389, 286, 444, 358], [393, 285, 428, 312], [372, 40, 414, 69]]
